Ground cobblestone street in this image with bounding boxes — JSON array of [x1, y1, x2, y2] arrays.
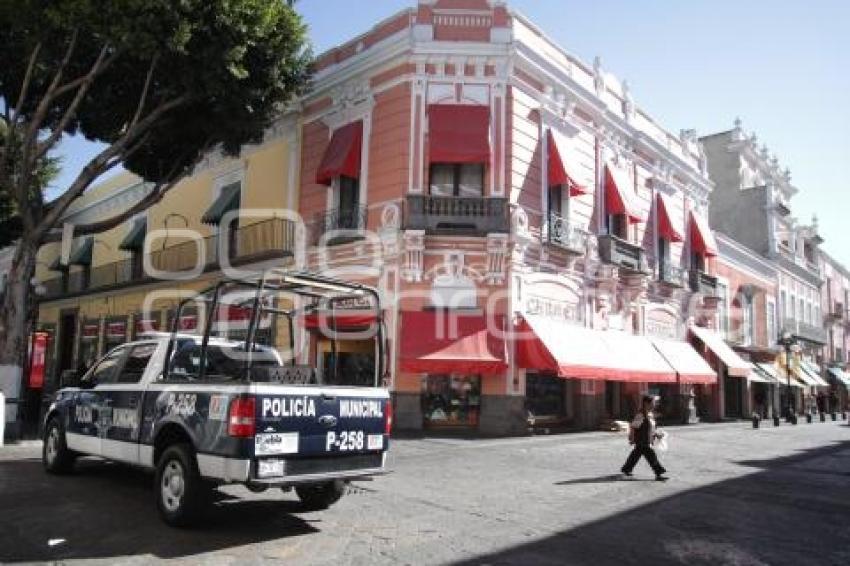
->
[[2, 421, 849, 565]]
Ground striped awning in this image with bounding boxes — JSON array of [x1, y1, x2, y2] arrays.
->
[[202, 183, 241, 225], [119, 218, 147, 251]]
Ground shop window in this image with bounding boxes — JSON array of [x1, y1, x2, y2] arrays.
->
[[422, 375, 481, 427], [526, 373, 565, 419], [429, 163, 484, 197]]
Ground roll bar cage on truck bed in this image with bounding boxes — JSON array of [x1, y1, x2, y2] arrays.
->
[[163, 269, 388, 385]]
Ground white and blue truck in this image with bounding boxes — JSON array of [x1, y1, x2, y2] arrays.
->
[[42, 271, 392, 526]]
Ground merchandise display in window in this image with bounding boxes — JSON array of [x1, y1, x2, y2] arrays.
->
[[422, 375, 481, 427]]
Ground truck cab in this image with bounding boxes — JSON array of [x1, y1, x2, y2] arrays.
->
[[43, 271, 392, 526]]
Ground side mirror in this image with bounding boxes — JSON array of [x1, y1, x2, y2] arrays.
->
[[59, 370, 80, 389]]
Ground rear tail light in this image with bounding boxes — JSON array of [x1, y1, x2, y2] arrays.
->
[[385, 399, 393, 435], [228, 396, 256, 437]]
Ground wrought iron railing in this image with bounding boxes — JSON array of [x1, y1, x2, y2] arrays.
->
[[314, 205, 368, 244], [658, 263, 687, 288], [405, 194, 509, 235], [40, 218, 295, 300], [546, 212, 587, 254], [689, 269, 718, 296], [597, 234, 647, 274], [783, 317, 828, 345]]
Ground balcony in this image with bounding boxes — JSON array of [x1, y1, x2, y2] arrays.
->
[[658, 263, 687, 288], [825, 302, 845, 323], [404, 194, 509, 235], [689, 269, 718, 296], [39, 218, 296, 300], [783, 317, 828, 345], [546, 213, 587, 254], [314, 205, 368, 245], [597, 234, 648, 274]]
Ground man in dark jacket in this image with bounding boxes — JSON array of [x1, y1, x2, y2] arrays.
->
[[621, 395, 668, 481]]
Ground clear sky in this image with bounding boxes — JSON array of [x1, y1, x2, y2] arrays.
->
[[52, 0, 850, 264]]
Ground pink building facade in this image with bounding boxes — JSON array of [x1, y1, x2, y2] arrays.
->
[[294, 0, 721, 434]]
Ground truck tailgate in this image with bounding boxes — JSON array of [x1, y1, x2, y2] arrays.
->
[[251, 385, 389, 460]]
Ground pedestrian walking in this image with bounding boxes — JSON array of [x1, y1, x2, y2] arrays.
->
[[621, 395, 668, 481]]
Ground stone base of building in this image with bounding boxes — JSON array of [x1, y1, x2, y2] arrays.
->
[[478, 395, 527, 436], [392, 392, 424, 432]]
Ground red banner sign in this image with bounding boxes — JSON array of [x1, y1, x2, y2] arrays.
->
[[82, 323, 100, 340], [135, 318, 159, 334], [106, 321, 127, 339], [28, 332, 48, 388]]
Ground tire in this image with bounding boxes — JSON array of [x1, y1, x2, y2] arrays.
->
[[155, 443, 210, 527], [295, 480, 346, 510], [42, 417, 76, 474]]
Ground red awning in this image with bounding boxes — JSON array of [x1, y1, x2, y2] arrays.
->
[[548, 130, 588, 196], [689, 325, 750, 377], [316, 121, 363, 185], [399, 311, 507, 374], [517, 315, 677, 383], [656, 192, 684, 242], [428, 105, 490, 164], [303, 311, 377, 330], [605, 163, 645, 224], [689, 210, 718, 257], [650, 338, 716, 384]]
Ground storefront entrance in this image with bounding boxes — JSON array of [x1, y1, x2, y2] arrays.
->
[[526, 372, 566, 422], [724, 373, 745, 418]]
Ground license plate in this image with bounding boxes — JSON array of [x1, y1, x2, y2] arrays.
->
[[257, 459, 285, 478], [326, 430, 366, 452]]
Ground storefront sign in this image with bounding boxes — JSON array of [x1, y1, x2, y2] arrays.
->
[[82, 323, 100, 341], [106, 321, 127, 339], [644, 308, 678, 340], [135, 318, 159, 334], [525, 295, 579, 323], [28, 332, 48, 388]]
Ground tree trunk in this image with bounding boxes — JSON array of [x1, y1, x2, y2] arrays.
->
[[0, 238, 38, 441]]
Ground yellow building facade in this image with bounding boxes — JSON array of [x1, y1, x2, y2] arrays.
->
[[32, 116, 301, 399]]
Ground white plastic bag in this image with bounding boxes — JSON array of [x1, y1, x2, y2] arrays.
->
[[654, 429, 669, 452]]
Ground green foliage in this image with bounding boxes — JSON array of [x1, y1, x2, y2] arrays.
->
[[0, 0, 312, 185]]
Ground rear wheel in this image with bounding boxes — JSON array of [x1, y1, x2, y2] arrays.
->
[[295, 480, 346, 510], [42, 418, 76, 474], [155, 443, 210, 527]]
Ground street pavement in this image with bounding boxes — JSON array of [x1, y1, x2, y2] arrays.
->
[[1, 420, 849, 565]]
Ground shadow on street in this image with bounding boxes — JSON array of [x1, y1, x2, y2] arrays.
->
[[0, 457, 319, 562], [456, 440, 850, 566]]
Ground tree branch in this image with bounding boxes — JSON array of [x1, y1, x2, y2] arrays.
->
[[34, 93, 191, 240], [40, 144, 207, 243], [21, 31, 79, 149], [11, 42, 42, 128], [129, 54, 159, 130], [33, 44, 109, 161]]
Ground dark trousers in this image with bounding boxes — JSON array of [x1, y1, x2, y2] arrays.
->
[[621, 444, 666, 475]]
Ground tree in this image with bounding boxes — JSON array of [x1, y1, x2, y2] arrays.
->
[[0, 0, 311, 420]]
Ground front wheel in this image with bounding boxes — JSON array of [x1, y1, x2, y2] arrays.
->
[[155, 443, 210, 527], [43, 418, 76, 474], [295, 480, 346, 510]]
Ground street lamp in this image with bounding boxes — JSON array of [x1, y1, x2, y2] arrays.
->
[[778, 330, 797, 425]]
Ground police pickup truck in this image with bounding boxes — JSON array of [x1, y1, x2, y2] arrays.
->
[[42, 272, 392, 526]]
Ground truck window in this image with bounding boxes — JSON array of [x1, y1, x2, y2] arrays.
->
[[85, 347, 127, 386], [168, 342, 282, 381], [117, 343, 157, 384]]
